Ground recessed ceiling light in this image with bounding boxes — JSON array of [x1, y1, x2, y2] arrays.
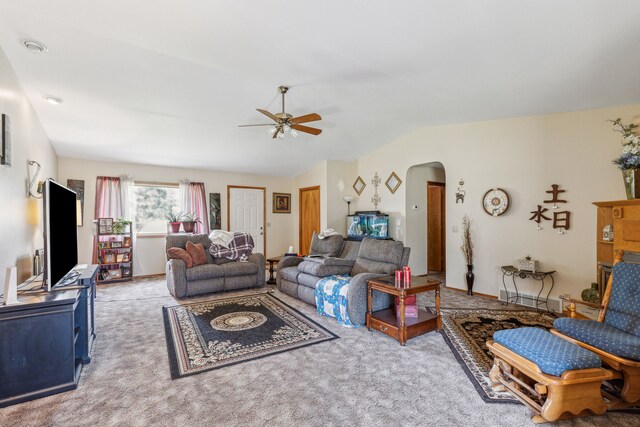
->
[[44, 95, 63, 105], [23, 40, 47, 53]]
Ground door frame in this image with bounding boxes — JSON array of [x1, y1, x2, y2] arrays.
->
[[299, 185, 321, 255], [227, 185, 267, 255], [426, 181, 446, 272]]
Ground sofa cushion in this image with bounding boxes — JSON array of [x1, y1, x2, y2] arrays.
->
[[167, 247, 193, 268], [221, 262, 258, 277], [605, 262, 640, 336], [493, 327, 601, 377], [298, 260, 354, 277], [351, 238, 404, 276], [166, 233, 211, 251], [279, 266, 301, 283], [339, 241, 360, 260], [298, 272, 324, 289], [309, 233, 343, 257], [303, 257, 355, 267], [186, 264, 225, 281], [554, 317, 640, 361], [186, 241, 207, 266]]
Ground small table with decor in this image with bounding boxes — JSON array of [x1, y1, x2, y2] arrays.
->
[[266, 256, 283, 284], [366, 275, 441, 346]]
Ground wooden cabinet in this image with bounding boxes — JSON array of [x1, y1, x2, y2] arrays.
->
[[0, 265, 97, 407], [593, 199, 640, 299]]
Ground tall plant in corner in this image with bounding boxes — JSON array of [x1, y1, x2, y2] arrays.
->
[[461, 214, 474, 296], [611, 118, 640, 199]]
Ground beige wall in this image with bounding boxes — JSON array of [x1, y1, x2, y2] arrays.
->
[[0, 46, 57, 284], [351, 105, 640, 299], [58, 158, 296, 276]]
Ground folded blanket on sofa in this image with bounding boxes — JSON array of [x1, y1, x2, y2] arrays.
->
[[209, 232, 254, 261], [315, 275, 357, 327], [209, 230, 235, 248]]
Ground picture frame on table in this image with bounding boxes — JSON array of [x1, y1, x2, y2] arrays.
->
[[105, 253, 115, 263], [123, 237, 132, 247], [123, 253, 131, 262], [116, 254, 124, 263], [98, 241, 110, 250], [98, 218, 113, 234], [111, 241, 123, 248]]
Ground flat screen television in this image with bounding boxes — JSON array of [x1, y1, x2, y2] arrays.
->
[[43, 179, 79, 290]]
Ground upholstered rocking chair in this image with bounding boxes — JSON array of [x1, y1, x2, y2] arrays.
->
[[553, 251, 640, 407]]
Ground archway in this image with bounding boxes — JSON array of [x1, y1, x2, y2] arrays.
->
[[405, 162, 446, 275]]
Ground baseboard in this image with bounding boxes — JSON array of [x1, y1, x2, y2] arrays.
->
[[133, 273, 166, 279], [445, 285, 497, 299]]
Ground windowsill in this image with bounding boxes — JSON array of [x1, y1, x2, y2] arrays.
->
[[136, 233, 167, 239]]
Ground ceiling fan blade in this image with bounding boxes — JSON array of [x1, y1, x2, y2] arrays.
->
[[272, 128, 281, 139], [257, 109, 280, 123], [238, 124, 274, 127], [291, 124, 322, 135], [289, 113, 321, 125]]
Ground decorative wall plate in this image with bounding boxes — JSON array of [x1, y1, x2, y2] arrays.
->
[[482, 188, 510, 216], [385, 172, 402, 194], [353, 176, 366, 195]]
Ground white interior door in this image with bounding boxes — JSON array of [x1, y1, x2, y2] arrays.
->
[[229, 187, 264, 254]]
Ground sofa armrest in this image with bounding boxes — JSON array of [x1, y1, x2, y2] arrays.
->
[[278, 256, 304, 270], [166, 259, 188, 298], [247, 253, 266, 287], [345, 272, 393, 326]]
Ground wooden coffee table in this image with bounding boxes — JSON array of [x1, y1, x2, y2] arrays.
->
[[366, 275, 441, 345]]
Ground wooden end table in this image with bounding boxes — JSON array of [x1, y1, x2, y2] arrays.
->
[[266, 256, 283, 284], [366, 275, 441, 346]]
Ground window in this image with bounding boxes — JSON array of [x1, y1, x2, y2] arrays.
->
[[133, 182, 179, 234]]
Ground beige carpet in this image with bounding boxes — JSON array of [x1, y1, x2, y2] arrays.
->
[[0, 277, 637, 427]]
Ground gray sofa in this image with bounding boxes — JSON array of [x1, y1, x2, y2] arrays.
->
[[166, 233, 266, 298], [277, 236, 410, 325]]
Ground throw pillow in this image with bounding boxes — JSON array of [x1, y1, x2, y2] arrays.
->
[[186, 241, 207, 266], [167, 247, 193, 268]]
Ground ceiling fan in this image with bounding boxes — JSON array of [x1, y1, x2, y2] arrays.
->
[[239, 86, 322, 139]]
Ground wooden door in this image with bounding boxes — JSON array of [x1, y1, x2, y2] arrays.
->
[[228, 186, 265, 254], [427, 182, 446, 272], [299, 186, 320, 255]]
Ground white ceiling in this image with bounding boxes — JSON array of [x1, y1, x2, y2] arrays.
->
[[1, 1, 640, 176]]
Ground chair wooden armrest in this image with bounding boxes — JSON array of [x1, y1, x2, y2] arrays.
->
[[562, 298, 603, 318]]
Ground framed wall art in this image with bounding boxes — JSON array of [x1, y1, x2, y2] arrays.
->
[[385, 172, 402, 194], [353, 176, 366, 195], [273, 193, 291, 213]]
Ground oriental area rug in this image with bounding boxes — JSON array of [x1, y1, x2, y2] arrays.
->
[[163, 293, 337, 379], [439, 308, 556, 403]]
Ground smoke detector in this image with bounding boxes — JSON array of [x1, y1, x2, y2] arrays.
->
[[44, 95, 63, 105]]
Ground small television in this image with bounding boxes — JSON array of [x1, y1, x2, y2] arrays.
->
[[43, 179, 79, 290], [347, 211, 389, 240]]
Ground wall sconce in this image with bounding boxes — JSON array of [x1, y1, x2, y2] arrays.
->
[[27, 160, 43, 199], [343, 195, 355, 215]]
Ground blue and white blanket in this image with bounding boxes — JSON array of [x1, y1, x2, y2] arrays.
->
[[315, 275, 358, 328]]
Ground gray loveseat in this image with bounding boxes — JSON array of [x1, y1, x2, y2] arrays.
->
[[166, 234, 266, 298], [277, 236, 410, 325]]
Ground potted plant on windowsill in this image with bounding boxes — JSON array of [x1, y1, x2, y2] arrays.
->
[[166, 212, 184, 234], [611, 118, 640, 199], [181, 212, 200, 234]]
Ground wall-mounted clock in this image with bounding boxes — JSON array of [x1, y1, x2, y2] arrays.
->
[[482, 188, 510, 216]]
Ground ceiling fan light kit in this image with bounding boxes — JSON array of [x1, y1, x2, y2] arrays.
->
[[239, 86, 322, 139]]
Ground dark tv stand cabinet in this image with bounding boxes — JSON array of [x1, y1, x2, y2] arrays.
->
[[0, 264, 98, 408]]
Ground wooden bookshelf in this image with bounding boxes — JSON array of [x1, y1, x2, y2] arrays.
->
[[94, 219, 133, 284], [593, 199, 640, 299]]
